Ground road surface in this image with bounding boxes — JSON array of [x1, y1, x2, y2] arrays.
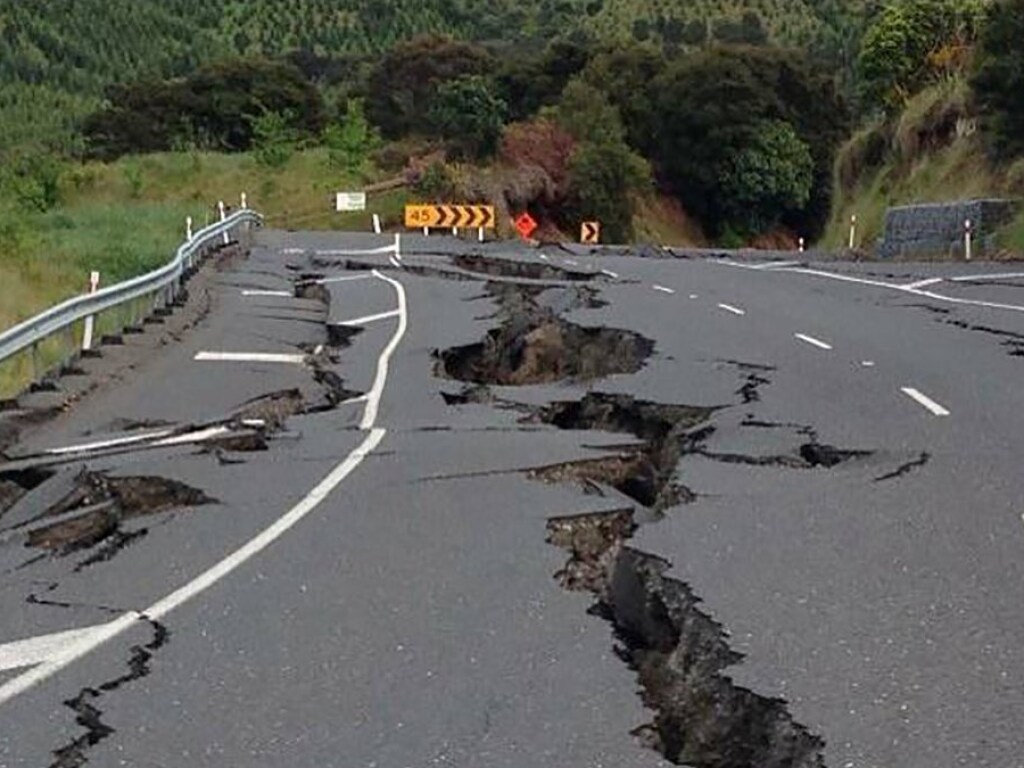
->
[[1, 231, 1023, 767]]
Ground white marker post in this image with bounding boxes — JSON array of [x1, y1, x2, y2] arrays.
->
[[82, 272, 100, 352], [186, 216, 194, 242], [849, 214, 858, 250], [241, 192, 248, 210], [965, 219, 973, 262], [218, 201, 229, 245], [372, 214, 382, 235], [423, 227, 429, 237], [453, 227, 459, 237], [478, 227, 485, 243], [394, 233, 402, 260], [798, 237, 805, 253]]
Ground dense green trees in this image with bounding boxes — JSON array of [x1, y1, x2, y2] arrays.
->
[[430, 76, 508, 160], [83, 59, 324, 159], [972, 0, 1024, 159], [653, 47, 847, 238]]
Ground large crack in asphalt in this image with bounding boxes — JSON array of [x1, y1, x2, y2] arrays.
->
[[435, 283, 654, 386], [548, 509, 826, 767], [525, 394, 715, 513], [49, 616, 169, 768], [428, 269, 833, 763]]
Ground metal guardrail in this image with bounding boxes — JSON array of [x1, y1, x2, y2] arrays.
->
[[0, 208, 263, 367]]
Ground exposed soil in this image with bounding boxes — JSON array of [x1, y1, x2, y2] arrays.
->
[[21, 470, 213, 557], [548, 510, 826, 768], [525, 393, 715, 512]]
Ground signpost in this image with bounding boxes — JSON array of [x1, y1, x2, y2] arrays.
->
[[580, 221, 601, 244], [404, 204, 496, 230], [514, 212, 538, 240], [336, 192, 367, 212]]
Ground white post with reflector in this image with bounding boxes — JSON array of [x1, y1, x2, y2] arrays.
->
[[186, 216, 193, 242], [82, 272, 101, 352], [848, 214, 858, 250], [218, 201, 229, 245], [798, 237, 805, 253], [373, 214, 382, 234], [965, 219, 973, 261]]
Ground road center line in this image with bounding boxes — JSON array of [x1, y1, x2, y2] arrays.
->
[[901, 387, 951, 417], [334, 309, 401, 327], [795, 333, 833, 350], [194, 352, 307, 365], [565, 259, 579, 266], [0, 271, 409, 708], [653, 285, 676, 294], [600, 269, 619, 279], [718, 303, 746, 316], [316, 274, 373, 285]]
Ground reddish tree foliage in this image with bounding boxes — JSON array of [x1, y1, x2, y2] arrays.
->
[[499, 118, 576, 196]]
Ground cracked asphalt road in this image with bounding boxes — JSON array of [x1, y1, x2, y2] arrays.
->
[[2, 230, 1024, 767]]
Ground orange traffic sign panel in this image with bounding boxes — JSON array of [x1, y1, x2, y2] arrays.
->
[[514, 212, 538, 239], [581, 221, 600, 244], [405, 204, 495, 229]]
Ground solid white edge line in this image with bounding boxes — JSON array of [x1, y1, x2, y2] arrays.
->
[[755, 261, 801, 270], [333, 309, 400, 327], [194, 352, 307, 365], [389, 256, 401, 268], [0, 625, 110, 673], [359, 271, 408, 430], [241, 289, 292, 297], [0, 273, 410, 708], [653, 285, 676, 294], [718, 303, 746, 316], [794, 333, 833, 351], [949, 272, 1024, 283], [314, 244, 398, 256], [45, 429, 176, 456], [901, 387, 950, 417]]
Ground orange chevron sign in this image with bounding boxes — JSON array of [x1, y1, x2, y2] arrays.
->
[[405, 204, 496, 229], [580, 221, 601, 244]]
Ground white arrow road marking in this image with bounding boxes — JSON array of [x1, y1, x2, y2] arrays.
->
[[653, 285, 676, 294], [241, 289, 292, 297], [334, 309, 401, 327], [718, 303, 746, 316], [901, 387, 951, 417], [194, 352, 307, 365], [795, 333, 833, 351], [0, 625, 111, 673], [0, 271, 407, 708]]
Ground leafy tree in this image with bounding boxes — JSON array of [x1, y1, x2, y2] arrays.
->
[[653, 47, 847, 238], [429, 76, 508, 159], [6, 153, 64, 212], [496, 40, 593, 122], [565, 141, 651, 243], [324, 98, 381, 175], [972, 0, 1024, 159], [550, 78, 627, 147], [364, 36, 493, 139], [251, 109, 298, 168], [857, 0, 986, 110], [580, 43, 666, 155], [719, 120, 814, 232]]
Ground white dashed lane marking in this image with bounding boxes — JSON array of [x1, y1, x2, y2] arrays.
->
[[653, 285, 676, 294], [901, 387, 951, 417], [717, 303, 746, 316], [794, 333, 833, 351]]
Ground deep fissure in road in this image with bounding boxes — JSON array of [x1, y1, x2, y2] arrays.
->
[[450, 254, 597, 282], [548, 510, 826, 768], [435, 284, 654, 386], [525, 393, 715, 512]]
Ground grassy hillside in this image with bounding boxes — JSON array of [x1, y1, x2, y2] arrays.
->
[[824, 78, 1024, 254]]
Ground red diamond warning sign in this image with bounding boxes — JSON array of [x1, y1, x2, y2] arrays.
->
[[514, 212, 538, 240]]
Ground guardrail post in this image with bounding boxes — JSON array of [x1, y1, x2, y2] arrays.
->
[[219, 201, 229, 246], [82, 271, 100, 352]]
